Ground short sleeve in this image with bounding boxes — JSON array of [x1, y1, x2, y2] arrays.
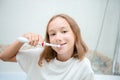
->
[[16, 48, 43, 73]]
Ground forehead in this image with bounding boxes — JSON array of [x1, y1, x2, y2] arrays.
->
[[48, 17, 70, 31]]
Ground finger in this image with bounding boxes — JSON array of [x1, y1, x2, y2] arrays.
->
[[30, 34, 36, 46], [33, 35, 39, 46], [29, 33, 34, 45], [38, 35, 43, 43]]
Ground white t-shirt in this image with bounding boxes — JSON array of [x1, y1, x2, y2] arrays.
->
[[16, 48, 94, 80]]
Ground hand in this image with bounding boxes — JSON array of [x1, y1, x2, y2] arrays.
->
[[22, 32, 43, 46]]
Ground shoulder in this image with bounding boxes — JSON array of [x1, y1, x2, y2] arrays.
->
[[74, 57, 94, 79], [16, 48, 43, 61], [77, 57, 91, 65], [19, 48, 43, 53], [19, 48, 43, 55], [76, 57, 93, 71], [83, 57, 92, 66]]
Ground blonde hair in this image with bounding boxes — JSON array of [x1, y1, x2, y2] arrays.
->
[[38, 14, 88, 65]]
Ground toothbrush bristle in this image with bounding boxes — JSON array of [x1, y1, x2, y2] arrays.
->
[[57, 45, 61, 48]]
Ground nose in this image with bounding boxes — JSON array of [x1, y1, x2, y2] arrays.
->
[[55, 33, 62, 42]]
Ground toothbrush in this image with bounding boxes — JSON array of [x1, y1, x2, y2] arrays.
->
[[17, 37, 60, 48]]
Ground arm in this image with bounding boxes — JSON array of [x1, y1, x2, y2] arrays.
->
[[0, 32, 43, 62], [0, 40, 24, 62]]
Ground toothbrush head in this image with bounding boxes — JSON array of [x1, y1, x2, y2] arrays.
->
[[57, 45, 61, 48], [43, 42, 61, 48]]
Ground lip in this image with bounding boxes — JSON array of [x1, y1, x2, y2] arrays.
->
[[60, 43, 67, 47]]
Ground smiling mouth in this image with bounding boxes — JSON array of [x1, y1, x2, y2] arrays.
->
[[60, 43, 67, 46]]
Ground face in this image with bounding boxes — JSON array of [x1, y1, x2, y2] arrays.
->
[[48, 17, 75, 56]]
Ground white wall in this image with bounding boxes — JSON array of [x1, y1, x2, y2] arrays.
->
[[0, 0, 120, 72], [96, 0, 120, 59], [0, 0, 107, 49]]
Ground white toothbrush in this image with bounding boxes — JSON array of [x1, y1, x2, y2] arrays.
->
[[17, 37, 60, 48]]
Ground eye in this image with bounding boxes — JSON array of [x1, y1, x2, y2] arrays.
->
[[49, 33, 56, 36], [62, 30, 67, 33]]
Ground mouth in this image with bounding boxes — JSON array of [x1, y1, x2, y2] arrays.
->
[[60, 43, 67, 47]]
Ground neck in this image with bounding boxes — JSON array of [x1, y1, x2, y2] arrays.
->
[[56, 54, 72, 62]]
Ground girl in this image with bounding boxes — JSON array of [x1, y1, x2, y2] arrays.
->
[[0, 14, 94, 80]]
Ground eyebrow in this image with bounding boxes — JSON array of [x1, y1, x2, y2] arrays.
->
[[48, 26, 67, 33]]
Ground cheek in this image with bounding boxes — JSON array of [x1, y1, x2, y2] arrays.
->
[[66, 34, 75, 40], [49, 37, 55, 43], [67, 34, 75, 45]]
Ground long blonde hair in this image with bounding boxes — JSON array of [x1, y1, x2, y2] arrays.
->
[[38, 14, 88, 65]]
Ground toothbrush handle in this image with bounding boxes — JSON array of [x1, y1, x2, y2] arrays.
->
[[17, 37, 45, 46], [17, 37, 60, 47], [17, 37, 29, 43]]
